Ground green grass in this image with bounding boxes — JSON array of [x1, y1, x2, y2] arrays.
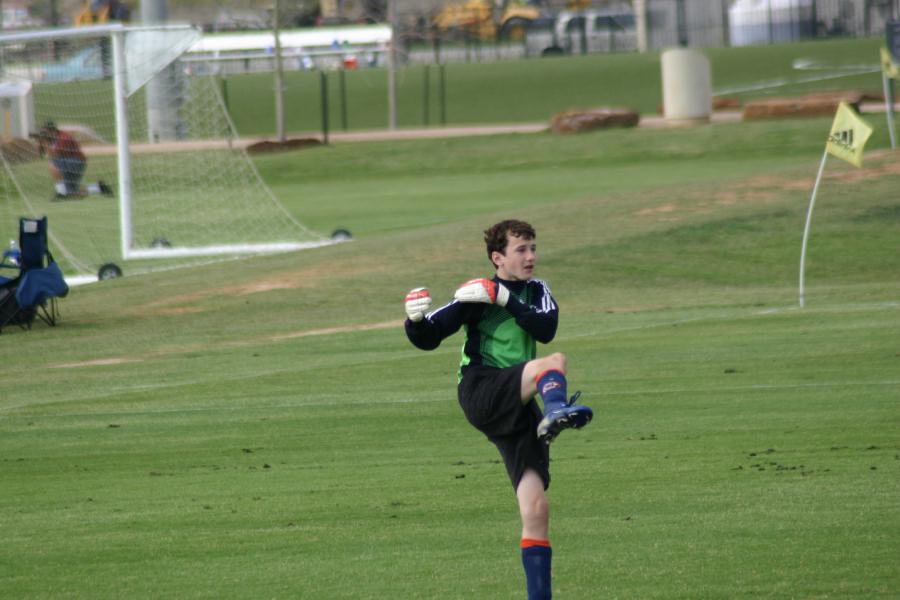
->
[[4, 37, 900, 596], [219, 37, 886, 135], [7, 36, 889, 276], [23, 37, 886, 139], [9, 113, 886, 275], [1, 111, 898, 598]]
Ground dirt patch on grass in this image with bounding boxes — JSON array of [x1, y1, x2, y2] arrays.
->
[[637, 202, 679, 216], [634, 200, 716, 221], [715, 189, 780, 205], [137, 265, 337, 316], [49, 319, 402, 369], [741, 175, 813, 191], [270, 319, 400, 341], [151, 306, 207, 316], [232, 276, 315, 295], [51, 357, 142, 369], [636, 151, 899, 220], [825, 153, 900, 184]]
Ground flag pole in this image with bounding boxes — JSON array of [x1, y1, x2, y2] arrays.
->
[[799, 149, 829, 308], [883, 71, 897, 149]]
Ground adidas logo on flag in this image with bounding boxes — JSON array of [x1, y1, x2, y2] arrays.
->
[[828, 128, 853, 150], [825, 102, 872, 167]]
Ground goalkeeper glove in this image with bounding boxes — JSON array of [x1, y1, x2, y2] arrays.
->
[[453, 278, 510, 307], [404, 287, 432, 322]]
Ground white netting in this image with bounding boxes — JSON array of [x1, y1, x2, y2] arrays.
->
[[0, 26, 330, 280]]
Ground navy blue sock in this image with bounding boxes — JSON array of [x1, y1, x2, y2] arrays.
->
[[521, 539, 552, 600], [536, 369, 568, 413]]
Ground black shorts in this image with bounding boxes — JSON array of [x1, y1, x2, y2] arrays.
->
[[458, 363, 550, 491]]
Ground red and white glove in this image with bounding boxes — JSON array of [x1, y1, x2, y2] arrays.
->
[[404, 287, 432, 322], [453, 278, 509, 307]]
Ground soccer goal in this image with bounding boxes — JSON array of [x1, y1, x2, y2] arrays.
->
[[0, 24, 336, 281]]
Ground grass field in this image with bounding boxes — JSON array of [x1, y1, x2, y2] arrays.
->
[[3, 32, 900, 596], [221, 37, 886, 135], [1, 104, 898, 598], [4, 36, 890, 276]]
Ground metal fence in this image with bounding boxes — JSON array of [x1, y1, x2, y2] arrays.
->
[[646, 0, 900, 48], [178, 0, 900, 75], [391, 0, 900, 66]]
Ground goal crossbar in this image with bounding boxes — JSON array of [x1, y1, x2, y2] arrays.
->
[[125, 241, 340, 260]]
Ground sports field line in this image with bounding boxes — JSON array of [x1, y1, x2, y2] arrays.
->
[[3, 376, 896, 420], [4, 297, 897, 415], [714, 64, 881, 96], [566, 300, 900, 341], [608, 379, 900, 397], [0, 386, 448, 418], [48, 320, 403, 369], [42, 300, 898, 371]]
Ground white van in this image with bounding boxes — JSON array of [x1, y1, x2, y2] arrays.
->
[[552, 9, 638, 54]]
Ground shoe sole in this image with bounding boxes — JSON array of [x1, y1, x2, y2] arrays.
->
[[537, 408, 593, 444]]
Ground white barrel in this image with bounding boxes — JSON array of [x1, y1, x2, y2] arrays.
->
[[661, 48, 711, 125], [0, 81, 35, 139]]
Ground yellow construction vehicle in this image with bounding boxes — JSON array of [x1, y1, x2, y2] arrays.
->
[[433, 0, 542, 41], [74, 1, 130, 26], [433, 0, 596, 41]]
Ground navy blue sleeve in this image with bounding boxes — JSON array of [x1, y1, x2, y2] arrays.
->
[[405, 299, 468, 350], [502, 280, 558, 344]]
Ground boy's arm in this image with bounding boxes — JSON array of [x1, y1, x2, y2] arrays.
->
[[454, 278, 558, 344], [502, 284, 558, 344], [404, 288, 465, 350]]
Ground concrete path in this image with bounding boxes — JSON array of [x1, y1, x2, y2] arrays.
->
[[82, 101, 898, 155]]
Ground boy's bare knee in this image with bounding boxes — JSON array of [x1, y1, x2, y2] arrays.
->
[[545, 352, 567, 374]]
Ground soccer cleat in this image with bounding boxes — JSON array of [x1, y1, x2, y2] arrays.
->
[[537, 391, 593, 444], [98, 180, 113, 196]]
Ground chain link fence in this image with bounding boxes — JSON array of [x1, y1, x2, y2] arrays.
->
[[386, 0, 900, 65], [170, 1, 900, 76]]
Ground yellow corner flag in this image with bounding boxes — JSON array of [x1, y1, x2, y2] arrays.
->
[[825, 102, 873, 168], [881, 47, 900, 80]]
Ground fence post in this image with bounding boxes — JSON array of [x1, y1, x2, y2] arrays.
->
[[580, 18, 588, 54], [811, 0, 819, 37], [676, 0, 689, 46], [423, 64, 431, 126], [767, 0, 774, 43], [720, 0, 730, 46], [339, 68, 348, 131], [432, 35, 442, 64], [320, 70, 329, 145], [439, 63, 447, 126], [219, 76, 229, 113]]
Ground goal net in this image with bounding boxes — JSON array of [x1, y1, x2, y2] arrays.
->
[[0, 24, 333, 281]]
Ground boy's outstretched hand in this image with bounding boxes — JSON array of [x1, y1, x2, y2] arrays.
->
[[404, 287, 432, 322], [454, 278, 509, 307]]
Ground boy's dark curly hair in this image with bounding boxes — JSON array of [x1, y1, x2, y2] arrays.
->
[[484, 219, 535, 267]]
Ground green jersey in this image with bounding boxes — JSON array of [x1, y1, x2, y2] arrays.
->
[[404, 276, 559, 381]]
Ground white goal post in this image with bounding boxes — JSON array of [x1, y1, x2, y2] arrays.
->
[[0, 24, 337, 279]]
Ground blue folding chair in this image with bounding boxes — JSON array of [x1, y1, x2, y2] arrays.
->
[[0, 217, 69, 333]]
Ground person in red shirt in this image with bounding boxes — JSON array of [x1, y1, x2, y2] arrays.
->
[[37, 121, 111, 200]]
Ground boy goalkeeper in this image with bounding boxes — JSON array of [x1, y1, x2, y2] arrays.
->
[[403, 219, 593, 600]]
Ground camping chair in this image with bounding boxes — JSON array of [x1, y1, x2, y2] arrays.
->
[[0, 217, 69, 333]]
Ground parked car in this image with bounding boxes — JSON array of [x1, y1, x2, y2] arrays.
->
[[532, 8, 637, 55]]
